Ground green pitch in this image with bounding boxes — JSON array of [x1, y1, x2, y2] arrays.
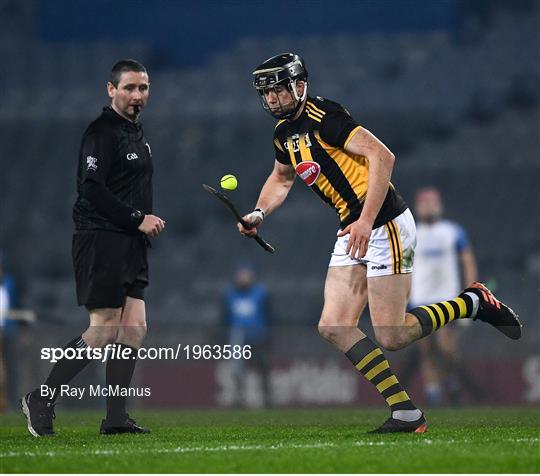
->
[[1, 408, 538, 473]]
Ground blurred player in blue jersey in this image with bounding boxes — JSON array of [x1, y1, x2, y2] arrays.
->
[[409, 188, 484, 405], [223, 264, 271, 407]]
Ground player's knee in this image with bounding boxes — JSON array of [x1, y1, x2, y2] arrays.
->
[[317, 321, 351, 344], [375, 332, 407, 351], [87, 327, 119, 348], [118, 323, 147, 347], [318, 323, 337, 343]]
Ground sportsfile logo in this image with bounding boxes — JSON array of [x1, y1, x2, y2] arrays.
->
[[295, 161, 321, 187], [86, 155, 98, 171], [40, 344, 252, 363]]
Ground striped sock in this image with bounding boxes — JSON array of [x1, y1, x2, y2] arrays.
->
[[345, 337, 417, 412], [409, 293, 477, 337]]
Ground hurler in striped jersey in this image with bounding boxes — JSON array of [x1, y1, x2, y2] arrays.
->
[[238, 53, 522, 433]]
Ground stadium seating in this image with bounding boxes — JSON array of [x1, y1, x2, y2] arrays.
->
[[0, 3, 538, 332]]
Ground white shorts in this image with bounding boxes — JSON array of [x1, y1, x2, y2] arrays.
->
[[329, 209, 416, 278]]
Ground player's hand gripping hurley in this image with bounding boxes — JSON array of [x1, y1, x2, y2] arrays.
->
[[202, 184, 275, 253]]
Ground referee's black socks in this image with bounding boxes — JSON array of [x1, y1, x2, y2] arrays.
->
[[37, 335, 92, 402], [345, 337, 422, 421], [105, 342, 138, 423]]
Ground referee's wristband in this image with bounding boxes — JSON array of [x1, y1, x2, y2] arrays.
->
[[252, 208, 265, 221], [130, 209, 145, 228]]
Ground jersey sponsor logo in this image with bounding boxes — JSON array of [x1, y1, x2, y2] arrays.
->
[[86, 155, 98, 171], [126, 152, 139, 161], [295, 161, 321, 187]]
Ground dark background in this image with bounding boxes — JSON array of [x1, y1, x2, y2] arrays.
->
[[0, 0, 538, 409]]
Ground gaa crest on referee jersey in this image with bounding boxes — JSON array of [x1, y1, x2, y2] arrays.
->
[[86, 155, 98, 171], [295, 160, 321, 187]]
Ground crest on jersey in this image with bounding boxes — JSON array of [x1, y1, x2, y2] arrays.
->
[[295, 161, 321, 187], [86, 155, 98, 171]]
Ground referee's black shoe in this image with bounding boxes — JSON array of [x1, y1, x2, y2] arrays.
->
[[464, 282, 522, 340], [100, 415, 150, 435], [369, 414, 427, 434], [20, 391, 56, 437]]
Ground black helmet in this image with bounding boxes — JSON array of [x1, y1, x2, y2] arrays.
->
[[252, 53, 308, 119]]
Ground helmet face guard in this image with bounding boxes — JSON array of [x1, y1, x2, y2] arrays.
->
[[252, 54, 308, 120]]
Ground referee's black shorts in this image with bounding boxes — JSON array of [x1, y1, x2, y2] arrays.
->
[[72, 230, 149, 309]]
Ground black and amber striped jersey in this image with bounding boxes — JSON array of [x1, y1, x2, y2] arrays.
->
[[273, 96, 407, 229]]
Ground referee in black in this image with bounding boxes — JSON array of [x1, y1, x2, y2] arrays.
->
[[21, 59, 165, 436]]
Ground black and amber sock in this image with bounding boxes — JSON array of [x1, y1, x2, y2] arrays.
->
[[409, 293, 476, 337], [345, 337, 417, 412]]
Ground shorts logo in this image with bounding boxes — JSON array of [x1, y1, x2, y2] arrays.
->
[[371, 264, 387, 270], [126, 152, 139, 160], [295, 161, 321, 187], [86, 155, 98, 171]]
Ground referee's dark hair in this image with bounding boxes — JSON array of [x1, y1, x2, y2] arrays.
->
[[110, 59, 147, 87]]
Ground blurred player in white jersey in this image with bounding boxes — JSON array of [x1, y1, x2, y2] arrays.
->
[[409, 187, 482, 405]]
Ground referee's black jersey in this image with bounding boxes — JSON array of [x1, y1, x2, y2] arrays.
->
[[273, 96, 407, 229], [73, 107, 153, 233]]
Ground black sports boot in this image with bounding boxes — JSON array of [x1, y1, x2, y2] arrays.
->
[[369, 413, 428, 434], [100, 414, 150, 435], [20, 391, 56, 437], [464, 282, 522, 340]]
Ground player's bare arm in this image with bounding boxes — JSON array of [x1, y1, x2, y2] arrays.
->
[[338, 127, 395, 259], [238, 160, 295, 237]]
